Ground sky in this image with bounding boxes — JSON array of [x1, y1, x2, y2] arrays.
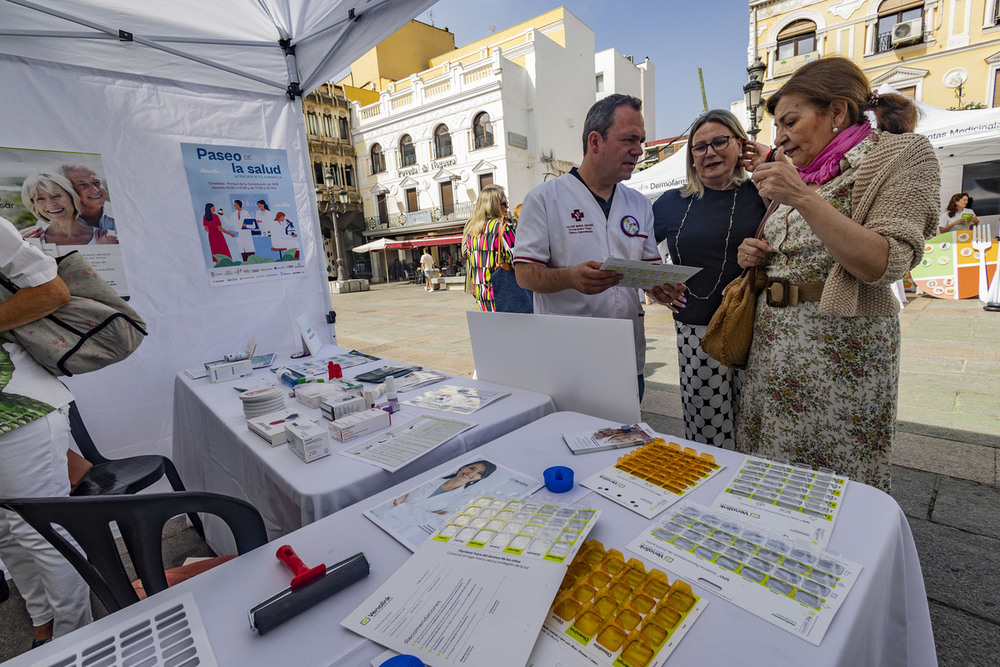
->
[[416, 0, 756, 140]]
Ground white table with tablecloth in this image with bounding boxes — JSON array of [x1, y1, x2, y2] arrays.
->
[[20, 411, 935, 667]]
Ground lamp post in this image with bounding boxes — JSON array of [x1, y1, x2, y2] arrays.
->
[[321, 172, 349, 282], [743, 56, 766, 141]]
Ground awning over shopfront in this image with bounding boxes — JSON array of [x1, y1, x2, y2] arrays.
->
[[385, 235, 464, 249]]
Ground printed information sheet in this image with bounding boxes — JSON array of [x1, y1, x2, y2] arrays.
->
[[403, 385, 510, 415], [582, 439, 724, 518], [365, 459, 542, 551], [600, 257, 701, 289], [627, 501, 861, 646], [338, 415, 473, 472], [343, 496, 599, 667], [710, 457, 848, 549]]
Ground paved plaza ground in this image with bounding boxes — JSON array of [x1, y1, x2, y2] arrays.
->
[[1, 281, 996, 663]]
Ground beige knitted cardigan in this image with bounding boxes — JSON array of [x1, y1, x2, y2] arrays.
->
[[819, 131, 941, 316]]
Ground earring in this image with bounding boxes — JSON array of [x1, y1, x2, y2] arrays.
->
[[832, 126, 839, 134]]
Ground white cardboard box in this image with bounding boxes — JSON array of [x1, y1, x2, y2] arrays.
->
[[246, 409, 301, 446], [320, 392, 368, 421], [285, 419, 331, 463], [329, 408, 390, 442], [206, 359, 253, 383]]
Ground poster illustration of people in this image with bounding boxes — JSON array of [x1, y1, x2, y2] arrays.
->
[[0, 146, 129, 297], [180, 143, 305, 285]]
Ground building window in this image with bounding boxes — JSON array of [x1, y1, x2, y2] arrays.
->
[[993, 0, 1000, 27], [345, 165, 354, 187], [323, 114, 335, 137], [473, 112, 494, 149], [479, 173, 494, 190], [313, 162, 324, 184], [434, 124, 453, 159], [405, 187, 418, 212], [339, 115, 349, 139], [993, 68, 1000, 107], [596, 72, 604, 93], [306, 112, 319, 136], [399, 134, 416, 167], [875, 0, 924, 53], [776, 20, 816, 59], [370, 144, 386, 174], [327, 165, 341, 186]]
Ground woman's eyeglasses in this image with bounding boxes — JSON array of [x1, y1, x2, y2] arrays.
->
[[501, 201, 509, 208], [691, 135, 735, 157]]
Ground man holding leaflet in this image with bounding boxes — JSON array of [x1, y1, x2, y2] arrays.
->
[[513, 94, 664, 398]]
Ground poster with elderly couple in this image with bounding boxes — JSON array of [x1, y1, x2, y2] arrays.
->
[[180, 142, 305, 286], [0, 146, 129, 297]]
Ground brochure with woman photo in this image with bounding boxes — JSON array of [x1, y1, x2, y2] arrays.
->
[[365, 459, 542, 551], [563, 422, 658, 454]]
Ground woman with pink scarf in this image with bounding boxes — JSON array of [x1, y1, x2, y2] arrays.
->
[[733, 58, 940, 492]]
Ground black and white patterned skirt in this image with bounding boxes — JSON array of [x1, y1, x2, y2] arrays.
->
[[675, 321, 742, 450]]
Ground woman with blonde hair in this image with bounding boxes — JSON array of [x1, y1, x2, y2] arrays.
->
[[462, 185, 510, 311], [652, 109, 767, 450], [22, 173, 117, 246], [735, 57, 939, 492]]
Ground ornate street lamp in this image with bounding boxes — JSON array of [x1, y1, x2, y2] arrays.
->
[[320, 172, 350, 281], [743, 56, 766, 141]]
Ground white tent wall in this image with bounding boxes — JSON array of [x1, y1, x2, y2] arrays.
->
[[0, 54, 331, 461], [627, 148, 688, 201], [0, 0, 436, 464]]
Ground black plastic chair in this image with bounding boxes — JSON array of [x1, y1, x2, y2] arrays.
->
[[0, 492, 267, 613], [67, 401, 204, 537]]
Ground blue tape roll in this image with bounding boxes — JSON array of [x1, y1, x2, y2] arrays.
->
[[544, 466, 574, 493]]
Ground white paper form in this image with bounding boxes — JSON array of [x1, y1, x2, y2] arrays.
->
[[710, 457, 849, 549], [582, 440, 725, 518], [600, 257, 701, 289], [403, 385, 510, 415], [365, 460, 543, 551], [343, 497, 600, 667], [338, 415, 473, 472], [627, 501, 861, 646]]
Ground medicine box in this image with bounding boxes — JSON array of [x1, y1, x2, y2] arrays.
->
[[329, 408, 390, 442], [297, 382, 364, 410], [285, 419, 331, 463], [206, 359, 253, 383], [320, 392, 368, 421], [247, 409, 301, 446]]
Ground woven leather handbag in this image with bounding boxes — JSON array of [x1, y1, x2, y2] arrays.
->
[[700, 202, 777, 369], [0, 251, 147, 376]]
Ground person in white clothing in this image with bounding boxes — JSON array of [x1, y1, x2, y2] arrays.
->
[[0, 216, 92, 647], [513, 94, 666, 399], [419, 248, 435, 292], [939, 192, 979, 234], [229, 200, 258, 261]]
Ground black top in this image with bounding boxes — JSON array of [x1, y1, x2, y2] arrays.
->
[[570, 167, 615, 219], [653, 180, 766, 325]]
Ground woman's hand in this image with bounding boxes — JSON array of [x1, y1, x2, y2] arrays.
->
[[392, 493, 408, 506], [644, 283, 687, 314], [969, 215, 980, 228], [750, 148, 813, 208], [738, 238, 772, 269], [741, 139, 772, 172]]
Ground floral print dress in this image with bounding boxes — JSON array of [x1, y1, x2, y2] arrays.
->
[[465, 217, 515, 312], [735, 133, 899, 493]]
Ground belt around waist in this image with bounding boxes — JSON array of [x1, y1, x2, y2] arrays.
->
[[765, 277, 824, 307]]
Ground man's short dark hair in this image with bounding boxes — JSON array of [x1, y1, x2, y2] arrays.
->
[[582, 94, 642, 155]]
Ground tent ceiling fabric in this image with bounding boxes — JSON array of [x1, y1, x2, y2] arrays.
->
[[0, 0, 437, 96], [386, 234, 463, 249]]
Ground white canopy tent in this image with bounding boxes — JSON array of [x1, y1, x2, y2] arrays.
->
[[0, 0, 434, 461], [877, 84, 1000, 217], [627, 148, 688, 201]]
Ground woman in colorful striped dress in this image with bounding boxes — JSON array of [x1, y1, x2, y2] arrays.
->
[[462, 185, 511, 311]]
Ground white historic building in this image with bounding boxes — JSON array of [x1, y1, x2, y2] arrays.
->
[[349, 9, 621, 279]]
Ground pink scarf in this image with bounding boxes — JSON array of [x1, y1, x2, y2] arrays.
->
[[796, 122, 872, 185]]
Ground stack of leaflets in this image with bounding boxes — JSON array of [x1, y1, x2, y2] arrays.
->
[[392, 369, 448, 393], [563, 422, 657, 454], [354, 364, 422, 383]]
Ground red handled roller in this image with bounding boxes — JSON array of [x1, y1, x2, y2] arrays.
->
[[276, 544, 326, 591]]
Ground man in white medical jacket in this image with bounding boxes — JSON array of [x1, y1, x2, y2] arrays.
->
[[513, 94, 661, 399]]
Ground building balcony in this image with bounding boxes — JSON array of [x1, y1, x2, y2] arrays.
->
[[366, 201, 475, 231], [354, 51, 505, 127]]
